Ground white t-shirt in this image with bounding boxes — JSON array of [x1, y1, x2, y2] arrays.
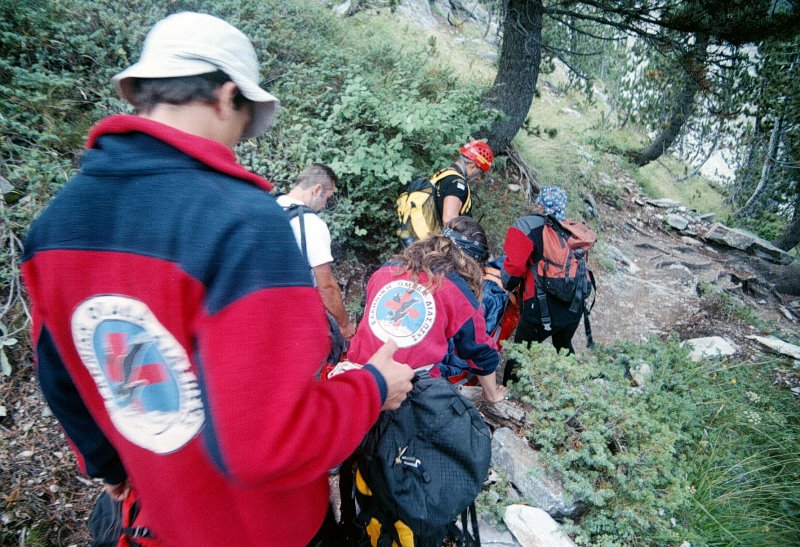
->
[[276, 195, 334, 272]]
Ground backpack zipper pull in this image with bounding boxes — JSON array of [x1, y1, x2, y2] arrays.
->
[[394, 446, 408, 465]]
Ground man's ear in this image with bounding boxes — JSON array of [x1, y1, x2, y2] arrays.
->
[[213, 81, 240, 120]]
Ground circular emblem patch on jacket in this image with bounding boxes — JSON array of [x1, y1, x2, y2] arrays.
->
[[71, 295, 204, 454], [368, 280, 436, 348]]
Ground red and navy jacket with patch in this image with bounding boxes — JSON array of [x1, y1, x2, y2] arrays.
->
[[347, 265, 498, 376], [22, 115, 388, 546], [502, 214, 581, 326]]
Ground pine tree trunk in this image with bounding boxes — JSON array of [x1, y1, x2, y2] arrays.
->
[[481, 0, 543, 154], [774, 191, 800, 251], [633, 35, 709, 167], [736, 112, 784, 217], [728, 116, 763, 205]]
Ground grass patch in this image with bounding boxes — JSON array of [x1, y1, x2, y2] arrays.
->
[[637, 155, 728, 215]]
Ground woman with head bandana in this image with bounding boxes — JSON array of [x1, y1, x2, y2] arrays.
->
[[500, 186, 586, 385], [348, 216, 506, 403], [339, 216, 504, 543]]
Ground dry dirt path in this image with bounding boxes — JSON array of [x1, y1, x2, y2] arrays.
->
[[571, 188, 797, 351]]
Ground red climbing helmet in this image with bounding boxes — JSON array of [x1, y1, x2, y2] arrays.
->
[[460, 140, 493, 172]]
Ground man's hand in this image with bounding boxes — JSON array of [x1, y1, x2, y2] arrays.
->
[[367, 340, 414, 411], [104, 479, 130, 502]]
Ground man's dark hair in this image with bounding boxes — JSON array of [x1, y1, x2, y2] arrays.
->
[[130, 70, 251, 113], [296, 163, 338, 190]]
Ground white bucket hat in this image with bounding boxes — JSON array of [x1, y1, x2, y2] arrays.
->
[[112, 12, 279, 138]]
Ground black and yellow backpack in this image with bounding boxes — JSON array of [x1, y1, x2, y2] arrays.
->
[[396, 168, 471, 246]]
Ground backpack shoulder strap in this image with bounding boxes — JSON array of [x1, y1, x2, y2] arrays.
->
[[431, 168, 471, 215], [282, 203, 317, 264]]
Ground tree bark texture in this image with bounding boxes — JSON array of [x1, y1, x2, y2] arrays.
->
[[736, 112, 784, 217], [633, 35, 709, 167], [481, 0, 543, 154], [740, 258, 800, 296], [774, 189, 800, 251]]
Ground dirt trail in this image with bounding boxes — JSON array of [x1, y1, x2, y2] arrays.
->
[[571, 188, 798, 351]]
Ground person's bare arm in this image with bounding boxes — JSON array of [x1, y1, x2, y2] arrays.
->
[[441, 195, 464, 225], [313, 262, 356, 338], [477, 373, 507, 404]]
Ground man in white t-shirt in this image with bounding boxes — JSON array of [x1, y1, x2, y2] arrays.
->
[[277, 164, 356, 340]]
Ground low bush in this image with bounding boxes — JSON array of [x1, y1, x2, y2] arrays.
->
[[494, 337, 800, 546]]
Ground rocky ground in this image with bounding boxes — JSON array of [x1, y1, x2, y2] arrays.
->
[[574, 183, 799, 356]]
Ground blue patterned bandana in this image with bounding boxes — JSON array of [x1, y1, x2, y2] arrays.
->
[[535, 186, 568, 220], [441, 228, 487, 262]]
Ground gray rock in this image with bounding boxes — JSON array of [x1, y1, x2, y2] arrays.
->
[[333, 0, 351, 16], [703, 223, 795, 265], [779, 306, 797, 322], [491, 428, 580, 518], [559, 107, 582, 118], [0, 176, 12, 195], [630, 361, 653, 387], [699, 212, 716, 223], [683, 336, 738, 361], [646, 198, 682, 208], [666, 214, 689, 231], [582, 193, 598, 219], [504, 505, 577, 547], [607, 245, 640, 274], [745, 335, 800, 360], [460, 386, 526, 426], [456, 515, 521, 546]]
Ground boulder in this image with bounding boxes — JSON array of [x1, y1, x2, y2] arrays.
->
[[703, 223, 795, 265], [683, 336, 738, 361], [666, 214, 689, 231], [504, 505, 577, 547], [491, 428, 581, 518], [455, 514, 521, 547]]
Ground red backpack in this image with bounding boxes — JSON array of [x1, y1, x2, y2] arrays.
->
[[532, 215, 597, 344]]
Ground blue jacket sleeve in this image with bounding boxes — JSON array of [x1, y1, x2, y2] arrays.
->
[[452, 311, 499, 376], [36, 326, 127, 484]]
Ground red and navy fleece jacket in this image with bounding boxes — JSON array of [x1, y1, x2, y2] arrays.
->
[[348, 265, 498, 376], [22, 115, 388, 546], [502, 214, 580, 326]]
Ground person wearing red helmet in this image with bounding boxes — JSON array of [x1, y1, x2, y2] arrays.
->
[[436, 140, 494, 225]]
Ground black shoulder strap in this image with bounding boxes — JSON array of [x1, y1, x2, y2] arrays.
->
[[283, 203, 316, 264]]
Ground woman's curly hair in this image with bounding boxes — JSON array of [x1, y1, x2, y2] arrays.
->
[[394, 216, 488, 298]]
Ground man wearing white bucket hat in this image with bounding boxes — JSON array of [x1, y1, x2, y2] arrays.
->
[[22, 11, 413, 546]]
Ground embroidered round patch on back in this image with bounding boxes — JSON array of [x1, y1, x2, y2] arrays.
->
[[71, 295, 204, 454], [368, 280, 436, 348]]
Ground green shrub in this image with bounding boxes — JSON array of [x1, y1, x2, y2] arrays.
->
[[503, 337, 800, 546]]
